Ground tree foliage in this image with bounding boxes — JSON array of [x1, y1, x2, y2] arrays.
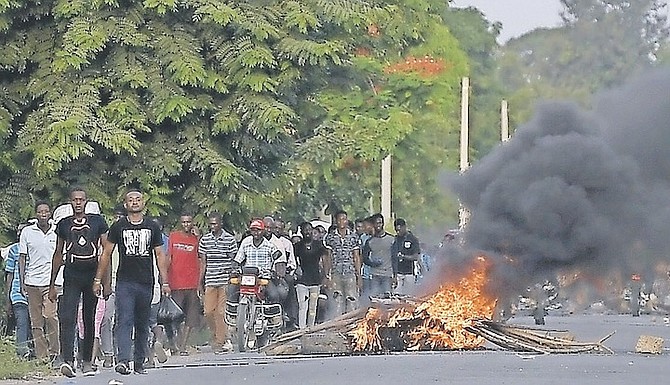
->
[[0, 0, 472, 241], [497, 0, 670, 127]]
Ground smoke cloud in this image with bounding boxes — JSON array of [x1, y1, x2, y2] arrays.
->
[[450, 69, 670, 290]]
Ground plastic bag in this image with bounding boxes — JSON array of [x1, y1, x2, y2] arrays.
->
[[156, 295, 185, 325]]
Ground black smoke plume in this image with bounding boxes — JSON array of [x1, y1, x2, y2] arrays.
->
[[449, 69, 670, 292]]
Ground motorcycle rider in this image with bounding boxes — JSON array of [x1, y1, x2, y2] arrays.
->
[[232, 219, 286, 304]]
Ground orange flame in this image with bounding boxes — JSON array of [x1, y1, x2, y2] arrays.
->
[[350, 257, 497, 351]]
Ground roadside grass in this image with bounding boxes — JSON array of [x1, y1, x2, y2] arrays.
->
[[0, 337, 51, 380]]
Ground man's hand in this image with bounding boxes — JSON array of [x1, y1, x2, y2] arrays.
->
[[197, 285, 204, 300], [161, 283, 171, 297], [92, 281, 103, 298], [102, 284, 112, 300], [48, 285, 58, 303], [20, 283, 27, 297], [191, 227, 201, 237]]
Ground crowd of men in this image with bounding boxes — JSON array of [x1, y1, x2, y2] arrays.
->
[[1, 187, 426, 378]]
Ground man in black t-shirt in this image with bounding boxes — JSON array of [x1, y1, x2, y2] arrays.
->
[[294, 222, 327, 329], [391, 218, 421, 295], [49, 187, 109, 378], [93, 190, 170, 375]]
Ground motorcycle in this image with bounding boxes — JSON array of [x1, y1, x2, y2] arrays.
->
[[225, 266, 283, 352]]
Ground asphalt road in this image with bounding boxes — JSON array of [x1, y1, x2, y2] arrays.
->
[[16, 314, 670, 385]]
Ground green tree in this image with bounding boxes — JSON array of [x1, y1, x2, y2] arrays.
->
[[283, 0, 470, 227], [0, 0, 474, 242], [497, 0, 669, 126]]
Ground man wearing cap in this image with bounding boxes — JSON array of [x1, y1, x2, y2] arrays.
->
[[391, 218, 422, 295], [234, 219, 285, 303], [198, 212, 238, 354]]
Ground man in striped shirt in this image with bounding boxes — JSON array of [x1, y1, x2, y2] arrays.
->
[[198, 212, 237, 354]]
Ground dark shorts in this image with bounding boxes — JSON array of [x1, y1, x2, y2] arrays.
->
[[171, 289, 201, 328]]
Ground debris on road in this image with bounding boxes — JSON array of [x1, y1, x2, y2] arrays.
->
[[635, 335, 664, 354]]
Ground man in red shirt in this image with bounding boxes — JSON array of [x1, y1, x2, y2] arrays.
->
[[167, 213, 201, 355]]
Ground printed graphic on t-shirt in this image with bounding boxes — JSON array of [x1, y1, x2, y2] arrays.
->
[[68, 222, 96, 259], [122, 228, 152, 257], [173, 243, 195, 252]]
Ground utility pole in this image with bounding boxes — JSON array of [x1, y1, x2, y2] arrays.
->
[[501, 99, 510, 142], [458, 77, 470, 231], [381, 155, 392, 222]]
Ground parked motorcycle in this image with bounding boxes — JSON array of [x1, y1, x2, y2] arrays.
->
[[225, 266, 283, 351]]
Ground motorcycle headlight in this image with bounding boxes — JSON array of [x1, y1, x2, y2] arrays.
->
[[229, 277, 240, 285]]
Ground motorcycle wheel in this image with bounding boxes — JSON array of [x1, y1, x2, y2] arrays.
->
[[236, 301, 248, 352]]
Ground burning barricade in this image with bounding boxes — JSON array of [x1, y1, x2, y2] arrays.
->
[[350, 256, 495, 352], [263, 257, 613, 356]]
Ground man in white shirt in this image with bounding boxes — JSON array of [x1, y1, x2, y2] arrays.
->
[[267, 217, 299, 330], [19, 201, 61, 361]]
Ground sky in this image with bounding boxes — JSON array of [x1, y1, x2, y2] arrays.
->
[[451, 0, 565, 42]]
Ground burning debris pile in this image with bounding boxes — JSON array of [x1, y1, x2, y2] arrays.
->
[[263, 257, 613, 356], [350, 257, 495, 352]]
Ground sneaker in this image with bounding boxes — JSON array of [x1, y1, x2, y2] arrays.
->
[[82, 361, 96, 377], [133, 362, 147, 375], [215, 340, 233, 355], [115, 362, 131, 375], [102, 355, 114, 369], [222, 340, 233, 351], [60, 362, 76, 378], [154, 341, 168, 363], [50, 355, 64, 370]]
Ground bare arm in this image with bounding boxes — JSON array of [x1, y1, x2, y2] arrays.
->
[[98, 233, 112, 291], [353, 248, 362, 282], [323, 249, 333, 279], [155, 245, 171, 296], [48, 237, 65, 302], [4, 271, 12, 314], [93, 237, 115, 296], [198, 252, 206, 293], [49, 238, 65, 288], [18, 253, 27, 295]]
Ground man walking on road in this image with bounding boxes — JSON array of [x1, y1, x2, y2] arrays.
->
[[167, 213, 201, 355], [199, 212, 238, 354], [362, 213, 394, 296], [93, 189, 170, 375], [391, 218, 422, 295], [49, 187, 109, 377], [323, 210, 361, 316], [19, 201, 61, 362], [4, 223, 31, 358]]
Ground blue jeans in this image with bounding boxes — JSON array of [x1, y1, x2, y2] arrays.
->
[[370, 275, 393, 297], [12, 302, 31, 356], [330, 274, 358, 315], [115, 281, 152, 366]]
